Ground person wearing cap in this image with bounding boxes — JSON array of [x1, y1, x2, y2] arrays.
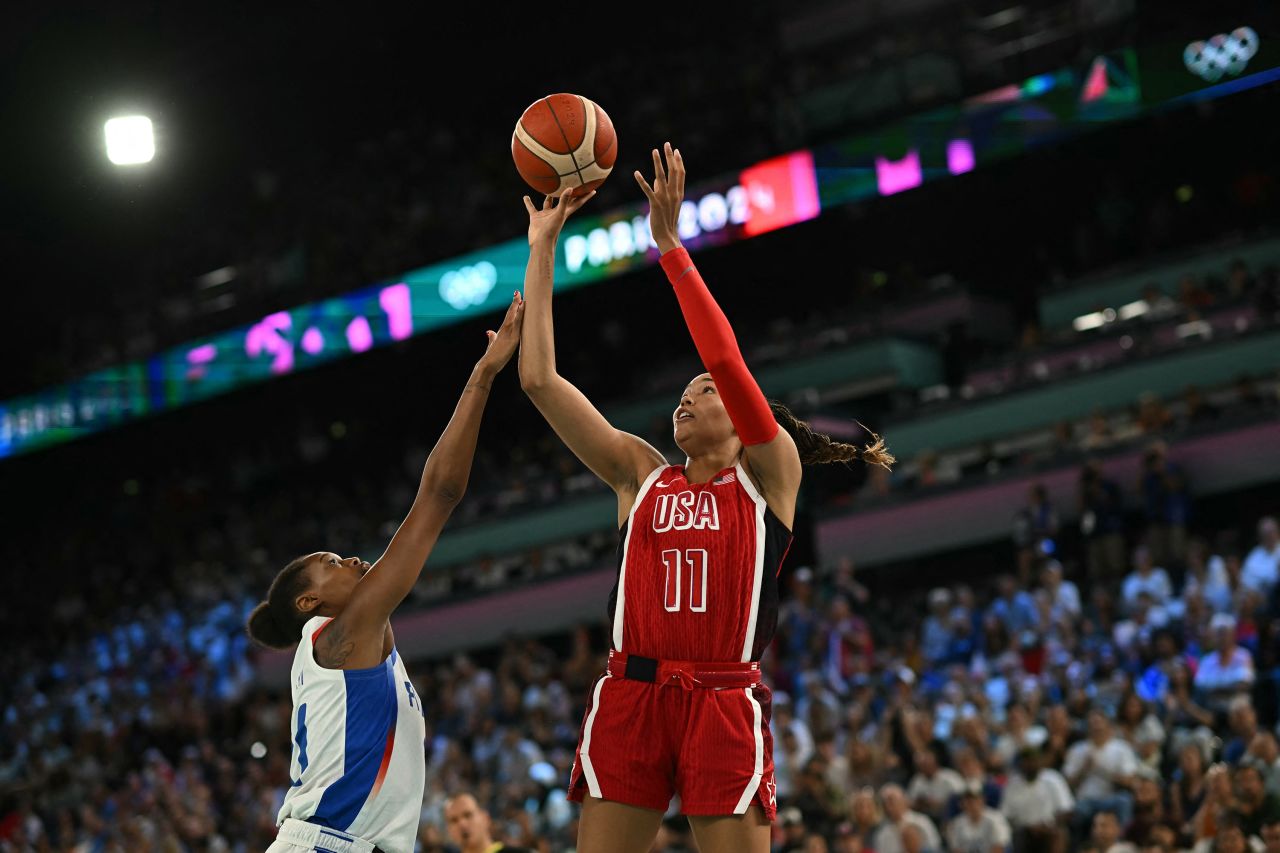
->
[[776, 806, 808, 853], [1194, 614, 1255, 710], [1001, 746, 1073, 853], [946, 780, 1012, 853]]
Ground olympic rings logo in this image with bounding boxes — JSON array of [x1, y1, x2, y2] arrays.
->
[[1184, 27, 1260, 82]]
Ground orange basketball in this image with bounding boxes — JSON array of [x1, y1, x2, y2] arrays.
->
[[512, 94, 616, 198]]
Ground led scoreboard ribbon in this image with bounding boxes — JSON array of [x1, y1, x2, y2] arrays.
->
[[4, 35, 1277, 459]]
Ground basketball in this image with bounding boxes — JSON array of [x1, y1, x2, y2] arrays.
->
[[512, 93, 616, 198]]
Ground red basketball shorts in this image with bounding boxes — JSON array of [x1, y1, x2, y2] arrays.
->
[[567, 651, 777, 820]]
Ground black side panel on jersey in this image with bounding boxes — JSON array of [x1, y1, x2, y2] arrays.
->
[[749, 508, 794, 661], [606, 520, 628, 637]]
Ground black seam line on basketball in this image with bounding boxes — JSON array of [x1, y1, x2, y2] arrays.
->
[[543, 96, 586, 186], [558, 159, 598, 177]]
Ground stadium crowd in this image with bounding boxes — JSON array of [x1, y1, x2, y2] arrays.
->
[[4, 422, 1280, 852]]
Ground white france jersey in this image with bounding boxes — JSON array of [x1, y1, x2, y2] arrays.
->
[[277, 616, 426, 853]]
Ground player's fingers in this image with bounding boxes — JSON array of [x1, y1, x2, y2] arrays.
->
[[543, 194, 554, 210], [523, 196, 537, 216], [567, 189, 596, 214], [651, 147, 666, 184], [633, 171, 655, 199], [674, 148, 685, 196]]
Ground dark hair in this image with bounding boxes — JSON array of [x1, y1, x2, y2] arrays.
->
[[769, 401, 894, 469], [246, 555, 314, 649]]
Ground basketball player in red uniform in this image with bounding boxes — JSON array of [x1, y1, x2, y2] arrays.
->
[[518, 144, 892, 853]]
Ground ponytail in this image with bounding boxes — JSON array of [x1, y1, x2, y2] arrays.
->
[[769, 401, 895, 470], [246, 555, 314, 649]]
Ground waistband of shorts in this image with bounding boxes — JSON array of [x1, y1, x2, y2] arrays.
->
[[276, 818, 385, 853], [607, 649, 762, 689]]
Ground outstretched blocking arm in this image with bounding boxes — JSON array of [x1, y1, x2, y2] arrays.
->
[[517, 193, 666, 505], [636, 144, 802, 507], [334, 294, 524, 656]]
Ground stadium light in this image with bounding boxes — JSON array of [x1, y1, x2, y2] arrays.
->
[[104, 115, 155, 165]]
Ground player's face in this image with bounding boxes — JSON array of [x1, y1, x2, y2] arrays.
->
[[302, 552, 370, 614], [673, 374, 736, 453]]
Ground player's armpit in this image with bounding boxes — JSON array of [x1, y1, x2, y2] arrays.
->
[[313, 619, 358, 669], [742, 428, 802, 528]]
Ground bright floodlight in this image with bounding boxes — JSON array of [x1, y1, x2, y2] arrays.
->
[[105, 115, 155, 165]]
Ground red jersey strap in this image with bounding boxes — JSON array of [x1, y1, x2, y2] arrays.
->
[[659, 247, 779, 446], [606, 650, 762, 690], [310, 617, 334, 645]]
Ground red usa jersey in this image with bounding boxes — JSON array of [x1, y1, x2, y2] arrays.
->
[[608, 462, 793, 663]]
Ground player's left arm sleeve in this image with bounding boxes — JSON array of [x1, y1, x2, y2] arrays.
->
[[660, 247, 777, 445]]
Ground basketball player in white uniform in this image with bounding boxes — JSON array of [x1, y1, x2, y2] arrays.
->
[[246, 293, 525, 853]]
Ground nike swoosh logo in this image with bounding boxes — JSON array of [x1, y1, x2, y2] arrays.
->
[[654, 481, 673, 488]]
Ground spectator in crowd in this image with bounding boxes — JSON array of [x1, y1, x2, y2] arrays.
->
[[1041, 560, 1083, 624], [1080, 455, 1131, 581], [847, 787, 883, 841], [1230, 763, 1280, 838], [1184, 538, 1234, 614], [1244, 517, 1280, 595], [1245, 733, 1280, 797], [1065, 710, 1139, 827], [1090, 809, 1138, 853], [1122, 545, 1173, 614], [1193, 615, 1256, 711], [1169, 742, 1212, 836], [1262, 818, 1280, 853], [444, 793, 531, 853], [871, 784, 942, 853], [945, 782, 1012, 853], [1223, 697, 1261, 767], [1013, 484, 1060, 582], [907, 746, 966, 825], [1002, 746, 1074, 852], [1138, 441, 1190, 565]]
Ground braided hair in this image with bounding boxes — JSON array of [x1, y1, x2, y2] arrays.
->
[[246, 555, 313, 649], [769, 401, 895, 469]]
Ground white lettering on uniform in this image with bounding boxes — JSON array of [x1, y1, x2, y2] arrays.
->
[[652, 491, 721, 533]]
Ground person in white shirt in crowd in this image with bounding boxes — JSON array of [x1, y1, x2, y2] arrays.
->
[[1002, 746, 1074, 853], [1184, 537, 1234, 614], [1243, 516, 1280, 595], [1194, 614, 1256, 711], [1121, 545, 1172, 614], [1065, 710, 1139, 827], [907, 746, 966, 825], [871, 784, 942, 853], [1041, 559, 1082, 623], [1089, 810, 1138, 853], [900, 821, 938, 853], [947, 782, 1012, 853], [992, 704, 1048, 770]]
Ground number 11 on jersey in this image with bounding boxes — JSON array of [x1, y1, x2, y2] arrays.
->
[[662, 549, 708, 613]]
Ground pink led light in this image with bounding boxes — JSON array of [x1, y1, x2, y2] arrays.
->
[[378, 283, 413, 341], [947, 139, 975, 175], [244, 311, 294, 374], [875, 150, 922, 196], [301, 327, 324, 355], [346, 316, 373, 353], [186, 343, 217, 364]]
